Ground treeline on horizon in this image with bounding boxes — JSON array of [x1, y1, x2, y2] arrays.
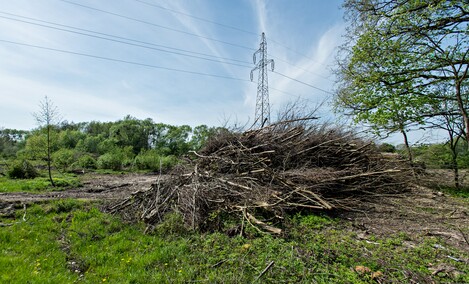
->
[[0, 115, 226, 175], [2, 115, 469, 179]]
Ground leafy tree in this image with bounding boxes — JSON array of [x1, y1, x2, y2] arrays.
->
[[0, 128, 27, 158], [58, 129, 86, 149], [336, 0, 469, 147], [33, 96, 61, 186], [109, 116, 155, 154], [76, 135, 103, 154]]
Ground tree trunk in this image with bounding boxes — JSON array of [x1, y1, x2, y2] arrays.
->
[[400, 128, 413, 163], [47, 125, 55, 187], [454, 78, 469, 148], [450, 143, 460, 189]]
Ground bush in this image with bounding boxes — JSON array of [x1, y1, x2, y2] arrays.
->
[[77, 154, 97, 169], [377, 143, 396, 153], [52, 148, 77, 172], [134, 150, 178, 172], [7, 159, 38, 179], [96, 147, 134, 171], [97, 152, 123, 171]]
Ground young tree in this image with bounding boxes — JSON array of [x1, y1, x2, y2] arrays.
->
[[33, 96, 61, 186]]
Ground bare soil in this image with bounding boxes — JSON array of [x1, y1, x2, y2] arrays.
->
[[0, 171, 467, 252], [0, 173, 158, 203], [339, 184, 469, 252]]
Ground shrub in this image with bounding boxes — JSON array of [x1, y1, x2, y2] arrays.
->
[[52, 148, 77, 172], [134, 150, 178, 172], [97, 152, 123, 171], [7, 159, 38, 179], [377, 143, 396, 153], [77, 154, 97, 169]]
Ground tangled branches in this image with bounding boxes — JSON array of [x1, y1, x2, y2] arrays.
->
[[108, 120, 411, 235]]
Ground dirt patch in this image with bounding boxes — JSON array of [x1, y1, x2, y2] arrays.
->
[[339, 184, 469, 252], [0, 173, 159, 203]]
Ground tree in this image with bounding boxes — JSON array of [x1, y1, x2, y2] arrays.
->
[[335, 0, 469, 147], [34, 96, 61, 186], [0, 128, 27, 158]]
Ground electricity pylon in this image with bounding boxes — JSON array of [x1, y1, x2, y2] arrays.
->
[[250, 32, 274, 128]]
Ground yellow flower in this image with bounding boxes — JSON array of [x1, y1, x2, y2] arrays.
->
[[241, 243, 252, 250], [102, 278, 107, 282]]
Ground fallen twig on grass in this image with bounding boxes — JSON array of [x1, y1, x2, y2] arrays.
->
[[254, 261, 275, 282]]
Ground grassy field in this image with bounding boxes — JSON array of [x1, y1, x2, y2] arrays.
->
[[1, 198, 468, 283], [0, 174, 81, 193]]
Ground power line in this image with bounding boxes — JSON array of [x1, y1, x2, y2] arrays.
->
[[0, 13, 252, 68], [133, 0, 331, 69], [0, 39, 251, 81], [273, 71, 334, 95], [268, 54, 334, 82], [59, 1, 333, 83], [0, 11, 251, 64], [268, 38, 330, 68], [59, 0, 256, 52], [134, 0, 258, 36]]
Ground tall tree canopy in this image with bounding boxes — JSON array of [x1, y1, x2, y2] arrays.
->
[[335, 0, 469, 144]]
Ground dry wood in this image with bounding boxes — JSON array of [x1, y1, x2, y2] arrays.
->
[[254, 261, 275, 282], [108, 119, 411, 234]]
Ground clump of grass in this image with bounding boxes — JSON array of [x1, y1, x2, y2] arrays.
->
[[0, 173, 81, 193], [438, 185, 469, 198]]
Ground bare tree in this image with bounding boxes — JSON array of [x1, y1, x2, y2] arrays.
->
[[33, 96, 61, 186]]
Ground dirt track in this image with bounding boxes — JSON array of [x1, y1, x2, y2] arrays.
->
[[0, 173, 158, 202]]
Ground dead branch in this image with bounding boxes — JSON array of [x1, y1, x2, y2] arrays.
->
[[107, 119, 411, 234]]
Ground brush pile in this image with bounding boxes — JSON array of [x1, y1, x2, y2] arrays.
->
[[109, 119, 410, 234]]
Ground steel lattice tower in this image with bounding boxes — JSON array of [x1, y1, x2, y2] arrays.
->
[[251, 32, 274, 128]]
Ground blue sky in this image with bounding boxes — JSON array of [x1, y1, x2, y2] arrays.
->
[[0, 0, 345, 131]]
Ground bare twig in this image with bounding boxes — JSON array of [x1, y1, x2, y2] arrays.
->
[[253, 261, 275, 282]]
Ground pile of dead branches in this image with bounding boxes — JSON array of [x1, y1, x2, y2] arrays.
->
[[108, 120, 411, 235]]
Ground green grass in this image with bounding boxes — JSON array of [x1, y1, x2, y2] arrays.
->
[[1, 201, 468, 283], [0, 173, 81, 193], [438, 185, 469, 198]]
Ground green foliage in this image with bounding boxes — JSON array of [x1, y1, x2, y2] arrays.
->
[[0, 128, 27, 158], [7, 159, 38, 179], [0, 176, 49, 192], [97, 147, 134, 171], [52, 148, 78, 172], [52, 175, 81, 188], [133, 149, 178, 172], [412, 142, 469, 169], [77, 154, 97, 169], [97, 152, 123, 171], [377, 143, 396, 153], [57, 129, 85, 149], [438, 186, 469, 198], [0, 173, 80, 193], [5, 116, 219, 174], [76, 135, 102, 154], [1, 202, 467, 283], [152, 212, 189, 237], [336, 0, 469, 143]]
